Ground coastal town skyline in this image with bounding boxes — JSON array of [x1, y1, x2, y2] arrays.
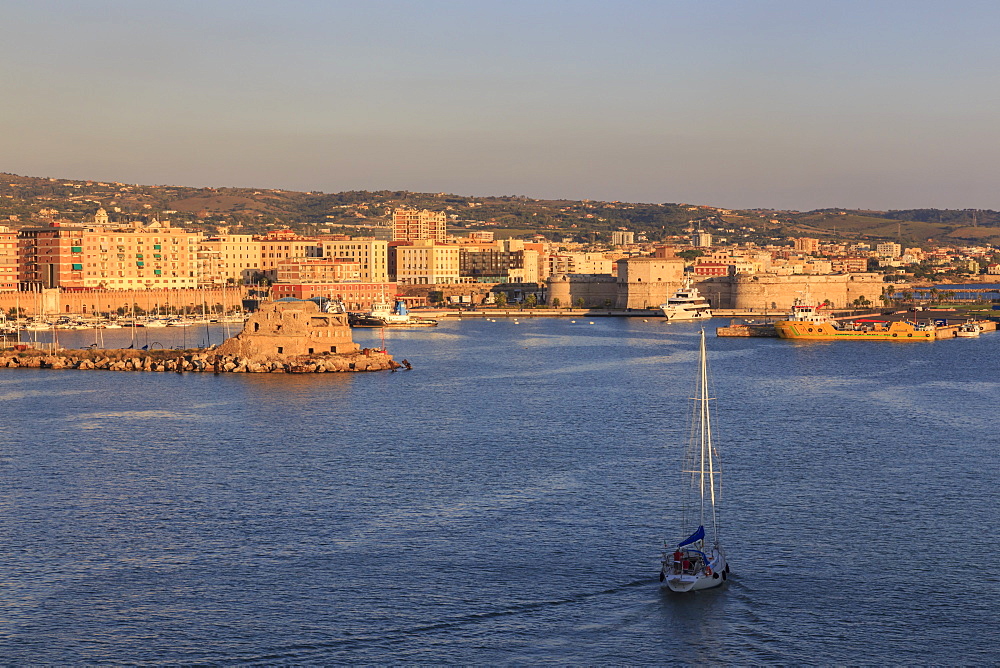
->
[[5, 1, 1000, 212]]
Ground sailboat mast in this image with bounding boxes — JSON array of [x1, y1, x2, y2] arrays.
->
[[700, 329, 720, 543], [699, 329, 708, 529]]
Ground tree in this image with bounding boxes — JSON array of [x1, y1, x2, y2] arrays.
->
[[677, 249, 704, 261], [494, 292, 507, 308], [524, 294, 537, 308], [575, 297, 585, 309], [551, 297, 561, 309]]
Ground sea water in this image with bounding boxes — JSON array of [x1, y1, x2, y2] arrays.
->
[[1, 318, 997, 663]]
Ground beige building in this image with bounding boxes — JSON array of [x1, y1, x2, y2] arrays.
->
[[692, 231, 713, 247], [392, 208, 447, 242], [276, 257, 363, 284], [876, 242, 902, 258], [258, 231, 322, 276], [321, 237, 389, 282], [394, 240, 462, 285], [199, 234, 262, 284], [549, 251, 615, 276]]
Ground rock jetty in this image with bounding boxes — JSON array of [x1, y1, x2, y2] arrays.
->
[[0, 299, 407, 374], [0, 348, 401, 373]]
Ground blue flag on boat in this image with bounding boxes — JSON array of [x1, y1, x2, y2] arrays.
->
[[678, 525, 705, 548]]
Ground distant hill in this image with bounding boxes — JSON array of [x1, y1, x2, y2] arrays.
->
[[2, 172, 997, 246]]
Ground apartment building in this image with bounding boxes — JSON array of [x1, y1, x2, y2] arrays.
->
[[794, 237, 820, 254], [392, 208, 447, 242], [84, 224, 200, 289], [692, 231, 713, 247], [320, 237, 389, 282], [393, 240, 462, 284], [18, 222, 202, 290], [0, 226, 17, 291], [549, 251, 614, 276], [275, 257, 363, 284], [876, 242, 902, 258], [611, 230, 635, 245], [18, 224, 89, 289], [199, 234, 262, 284], [258, 230, 322, 277]]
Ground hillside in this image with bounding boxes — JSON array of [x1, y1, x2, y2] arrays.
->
[[2, 172, 998, 247]]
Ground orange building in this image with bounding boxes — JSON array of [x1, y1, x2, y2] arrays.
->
[[18, 224, 88, 290], [0, 226, 18, 291]]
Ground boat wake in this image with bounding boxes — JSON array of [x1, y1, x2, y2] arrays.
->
[[222, 578, 658, 664]]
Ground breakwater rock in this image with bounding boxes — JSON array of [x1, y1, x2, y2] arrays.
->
[[0, 347, 401, 373]]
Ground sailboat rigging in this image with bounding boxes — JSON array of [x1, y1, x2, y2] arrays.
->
[[660, 328, 730, 592]]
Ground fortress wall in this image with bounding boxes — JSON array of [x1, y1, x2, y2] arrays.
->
[[696, 277, 735, 310], [547, 274, 618, 308], [729, 273, 884, 309]]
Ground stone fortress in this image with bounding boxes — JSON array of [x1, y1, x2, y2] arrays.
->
[[547, 258, 886, 310], [215, 300, 359, 359]]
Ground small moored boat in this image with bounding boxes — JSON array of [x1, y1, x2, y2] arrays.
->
[[955, 322, 982, 338]]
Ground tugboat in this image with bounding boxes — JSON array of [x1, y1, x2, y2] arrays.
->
[[659, 277, 712, 321], [349, 298, 438, 328], [775, 311, 936, 340]]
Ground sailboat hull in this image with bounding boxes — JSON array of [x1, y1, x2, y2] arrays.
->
[[661, 549, 728, 592]]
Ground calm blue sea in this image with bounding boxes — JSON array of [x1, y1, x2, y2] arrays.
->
[[2, 317, 998, 664]]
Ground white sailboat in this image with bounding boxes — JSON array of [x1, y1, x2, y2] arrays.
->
[[660, 329, 729, 592]]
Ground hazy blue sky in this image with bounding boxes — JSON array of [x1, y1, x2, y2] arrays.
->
[[4, 0, 1000, 210]]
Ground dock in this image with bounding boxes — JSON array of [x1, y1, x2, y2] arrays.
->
[[717, 316, 996, 339]]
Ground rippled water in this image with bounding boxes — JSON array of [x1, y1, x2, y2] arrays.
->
[[2, 318, 998, 663]]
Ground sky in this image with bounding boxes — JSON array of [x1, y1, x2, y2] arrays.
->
[[4, 0, 1000, 211]]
